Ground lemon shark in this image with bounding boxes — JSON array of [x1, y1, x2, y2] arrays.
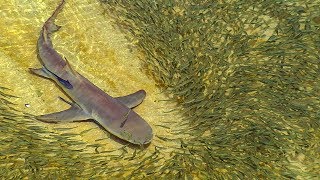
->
[[30, 0, 153, 145]]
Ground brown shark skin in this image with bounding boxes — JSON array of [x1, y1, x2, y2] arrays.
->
[[32, 0, 153, 145]]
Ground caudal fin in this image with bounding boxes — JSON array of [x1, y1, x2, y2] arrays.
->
[[44, 0, 65, 34]]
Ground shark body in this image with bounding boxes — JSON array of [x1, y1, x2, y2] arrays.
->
[[30, 0, 153, 145]]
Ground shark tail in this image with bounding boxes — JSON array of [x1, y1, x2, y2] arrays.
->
[[43, 0, 65, 34]]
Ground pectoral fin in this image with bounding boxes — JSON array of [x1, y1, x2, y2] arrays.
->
[[116, 90, 146, 108], [36, 98, 91, 123]]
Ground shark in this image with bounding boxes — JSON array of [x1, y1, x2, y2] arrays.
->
[[30, 0, 153, 145]]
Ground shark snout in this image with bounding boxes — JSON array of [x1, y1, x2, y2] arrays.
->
[[116, 111, 153, 145]]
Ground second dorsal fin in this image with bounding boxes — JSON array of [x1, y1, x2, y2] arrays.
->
[[63, 57, 77, 76]]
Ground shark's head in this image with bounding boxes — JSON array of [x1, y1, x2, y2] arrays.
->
[[116, 111, 153, 145], [97, 110, 153, 145]]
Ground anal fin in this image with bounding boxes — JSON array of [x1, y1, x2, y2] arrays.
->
[[29, 68, 50, 79]]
